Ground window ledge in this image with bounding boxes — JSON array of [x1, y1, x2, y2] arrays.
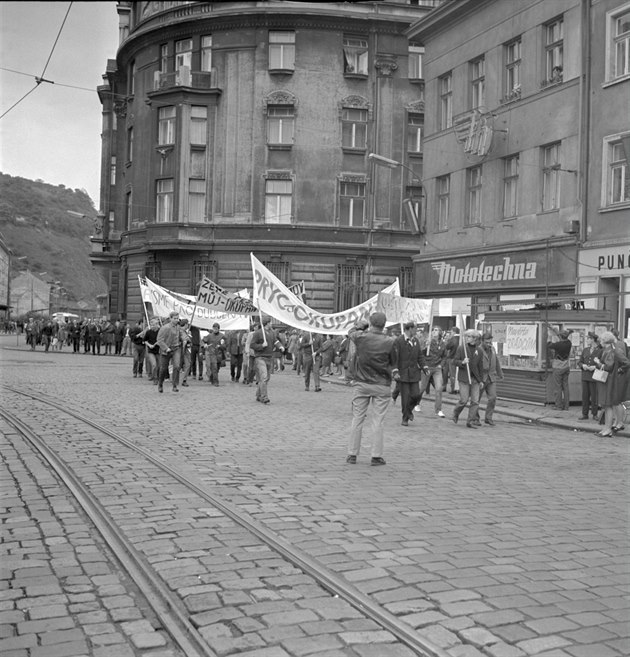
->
[[343, 73, 368, 80], [598, 202, 630, 213], [267, 143, 293, 151], [408, 78, 425, 84], [268, 68, 294, 75], [602, 73, 630, 88], [342, 147, 367, 155]]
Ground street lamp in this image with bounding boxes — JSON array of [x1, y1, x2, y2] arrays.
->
[[368, 152, 423, 234]]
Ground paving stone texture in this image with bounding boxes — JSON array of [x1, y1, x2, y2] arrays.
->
[[1, 336, 628, 657]]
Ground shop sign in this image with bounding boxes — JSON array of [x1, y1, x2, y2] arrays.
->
[[414, 246, 575, 295], [579, 246, 630, 274]]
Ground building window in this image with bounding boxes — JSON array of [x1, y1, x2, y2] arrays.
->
[[407, 113, 423, 154], [263, 260, 290, 285], [466, 166, 482, 225], [144, 261, 161, 284], [470, 57, 485, 109], [544, 17, 563, 85], [125, 190, 132, 230], [437, 175, 450, 231], [439, 73, 452, 130], [399, 266, 413, 298], [201, 35, 212, 72], [190, 149, 206, 179], [339, 181, 365, 227], [156, 179, 174, 223], [192, 260, 217, 293], [269, 31, 295, 70], [190, 106, 207, 145], [158, 106, 175, 145], [343, 36, 368, 75], [504, 38, 521, 101], [267, 106, 295, 145], [335, 264, 364, 312], [604, 135, 630, 205], [175, 38, 192, 71], [408, 44, 424, 80], [542, 142, 561, 211], [160, 44, 168, 73], [188, 180, 206, 223], [127, 126, 133, 163], [341, 108, 367, 150], [265, 179, 292, 224], [607, 5, 630, 81], [110, 156, 116, 186], [503, 155, 519, 218], [128, 60, 135, 95]]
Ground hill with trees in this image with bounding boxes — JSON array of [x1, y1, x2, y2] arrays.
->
[[0, 173, 108, 312]]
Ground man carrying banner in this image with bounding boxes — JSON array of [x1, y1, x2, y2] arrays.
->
[[250, 316, 281, 404], [156, 311, 183, 393], [346, 312, 396, 466], [452, 329, 484, 428]]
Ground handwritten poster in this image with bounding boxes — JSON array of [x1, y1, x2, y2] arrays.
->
[[491, 323, 507, 344], [505, 324, 537, 356]]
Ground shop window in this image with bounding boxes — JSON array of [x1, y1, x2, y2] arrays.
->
[[335, 263, 364, 311]]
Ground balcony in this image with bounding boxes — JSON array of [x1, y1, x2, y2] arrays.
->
[[152, 67, 220, 92]]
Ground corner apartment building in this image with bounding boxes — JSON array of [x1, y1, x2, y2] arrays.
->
[[91, 0, 441, 319], [408, 0, 629, 334]]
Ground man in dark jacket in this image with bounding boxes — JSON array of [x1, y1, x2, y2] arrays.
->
[[444, 327, 460, 393], [391, 321, 427, 426], [452, 329, 484, 429], [546, 326, 573, 410], [250, 317, 282, 404], [346, 312, 396, 466]]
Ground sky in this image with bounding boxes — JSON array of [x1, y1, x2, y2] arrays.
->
[[0, 1, 119, 205]]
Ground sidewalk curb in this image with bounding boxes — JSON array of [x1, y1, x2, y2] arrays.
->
[[322, 375, 629, 438]]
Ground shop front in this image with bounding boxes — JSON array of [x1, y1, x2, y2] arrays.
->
[[412, 240, 600, 405]]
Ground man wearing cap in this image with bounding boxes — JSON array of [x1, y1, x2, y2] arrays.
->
[[346, 312, 396, 466], [577, 332, 602, 420], [546, 326, 573, 410], [392, 321, 428, 426], [471, 331, 503, 426], [452, 329, 484, 428], [203, 322, 226, 387]]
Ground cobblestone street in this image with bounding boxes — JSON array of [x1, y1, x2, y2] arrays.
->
[[1, 338, 628, 657]]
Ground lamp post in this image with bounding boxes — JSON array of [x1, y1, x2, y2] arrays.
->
[[368, 153, 424, 234]]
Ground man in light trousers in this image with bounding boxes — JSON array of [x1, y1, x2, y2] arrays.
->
[[346, 312, 396, 466]]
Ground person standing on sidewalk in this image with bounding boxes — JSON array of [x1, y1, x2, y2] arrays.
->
[[346, 312, 396, 466], [578, 332, 602, 421], [471, 331, 504, 426], [452, 329, 484, 429], [156, 311, 182, 393], [546, 325, 573, 410], [391, 321, 427, 426]]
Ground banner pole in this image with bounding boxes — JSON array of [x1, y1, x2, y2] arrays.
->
[[426, 301, 434, 356], [459, 312, 471, 384], [139, 275, 151, 326]]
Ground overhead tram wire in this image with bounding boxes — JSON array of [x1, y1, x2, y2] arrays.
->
[[0, 1, 73, 120]]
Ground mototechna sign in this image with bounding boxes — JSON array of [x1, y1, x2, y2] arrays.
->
[[413, 246, 576, 295]]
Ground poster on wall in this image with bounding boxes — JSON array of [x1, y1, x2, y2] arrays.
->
[[505, 324, 537, 356], [491, 323, 507, 344]]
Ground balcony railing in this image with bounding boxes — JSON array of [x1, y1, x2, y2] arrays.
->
[[153, 67, 219, 91]]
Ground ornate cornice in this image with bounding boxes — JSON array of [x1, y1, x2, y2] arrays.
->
[[374, 54, 398, 78], [406, 100, 425, 114]]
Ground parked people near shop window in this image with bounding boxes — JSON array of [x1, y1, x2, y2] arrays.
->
[[391, 321, 427, 426], [452, 329, 484, 429], [471, 331, 504, 426], [546, 325, 573, 410], [578, 332, 602, 421], [593, 331, 629, 436], [415, 326, 447, 418], [346, 313, 396, 466], [156, 311, 182, 393]]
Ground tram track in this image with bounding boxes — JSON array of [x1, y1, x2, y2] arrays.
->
[[3, 385, 448, 657]]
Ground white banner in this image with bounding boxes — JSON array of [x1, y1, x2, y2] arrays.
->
[[251, 254, 400, 335], [197, 276, 257, 315], [139, 277, 250, 331], [376, 292, 433, 325], [505, 323, 538, 356]]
